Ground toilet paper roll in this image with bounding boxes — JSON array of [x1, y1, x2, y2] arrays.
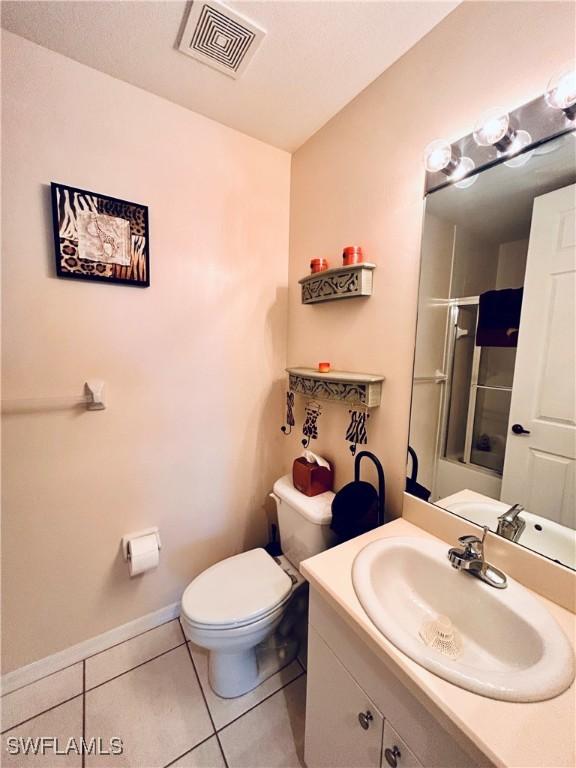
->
[[129, 534, 159, 577]]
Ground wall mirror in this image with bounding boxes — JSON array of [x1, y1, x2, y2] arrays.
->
[[409, 131, 576, 570]]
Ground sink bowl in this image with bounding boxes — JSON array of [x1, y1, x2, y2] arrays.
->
[[352, 536, 575, 702]]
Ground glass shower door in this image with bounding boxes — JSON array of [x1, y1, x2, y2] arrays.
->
[[469, 348, 516, 473], [443, 301, 516, 476]]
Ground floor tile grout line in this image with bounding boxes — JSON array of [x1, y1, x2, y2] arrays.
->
[[82, 660, 86, 768], [0, 692, 84, 735], [2, 643, 187, 734], [182, 619, 305, 729], [82, 617, 181, 664], [215, 670, 306, 736], [161, 732, 216, 768], [0, 669, 306, 744], [84, 642, 187, 694], [1, 616, 181, 698], [239, 655, 301, 694], [215, 732, 229, 768], [178, 622, 216, 734], [185, 636, 301, 728], [1, 662, 84, 700], [178, 622, 229, 768]]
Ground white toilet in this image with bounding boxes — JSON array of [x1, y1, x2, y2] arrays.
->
[[180, 474, 335, 698]]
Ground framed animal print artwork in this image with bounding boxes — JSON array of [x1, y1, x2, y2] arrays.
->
[[50, 183, 150, 287]]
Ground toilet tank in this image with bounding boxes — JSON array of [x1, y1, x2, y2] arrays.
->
[[272, 475, 336, 571]]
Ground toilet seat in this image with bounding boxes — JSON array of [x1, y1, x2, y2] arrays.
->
[[181, 600, 288, 636], [181, 548, 293, 630]]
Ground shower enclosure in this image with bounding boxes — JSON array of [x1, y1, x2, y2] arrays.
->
[[441, 297, 516, 477]]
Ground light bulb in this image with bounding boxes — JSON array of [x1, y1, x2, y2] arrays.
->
[[504, 130, 534, 168], [453, 157, 478, 189], [423, 139, 460, 174], [546, 64, 576, 119], [473, 108, 515, 150]]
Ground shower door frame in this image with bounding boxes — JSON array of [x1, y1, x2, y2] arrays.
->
[[440, 296, 511, 478]]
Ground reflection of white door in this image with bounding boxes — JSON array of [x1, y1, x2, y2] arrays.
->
[[501, 184, 575, 527]]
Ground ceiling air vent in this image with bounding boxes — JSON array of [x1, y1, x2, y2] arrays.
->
[[178, 1, 265, 79]]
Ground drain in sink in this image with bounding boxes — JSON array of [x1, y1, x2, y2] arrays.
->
[[419, 614, 463, 660]]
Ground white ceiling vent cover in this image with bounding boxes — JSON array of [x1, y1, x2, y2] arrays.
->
[[178, 1, 266, 79]]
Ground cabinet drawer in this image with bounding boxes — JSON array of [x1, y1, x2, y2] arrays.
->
[[383, 722, 423, 768], [305, 626, 384, 768]]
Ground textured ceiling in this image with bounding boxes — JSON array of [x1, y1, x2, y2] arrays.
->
[[1, 0, 460, 151]]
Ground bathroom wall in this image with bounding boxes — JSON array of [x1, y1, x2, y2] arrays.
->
[[451, 226, 500, 298], [496, 239, 528, 289], [286, 1, 575, 516], [1, 31, 291, 672]]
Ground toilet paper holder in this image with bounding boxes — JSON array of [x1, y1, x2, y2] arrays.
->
[[121, 527, 162, 561]]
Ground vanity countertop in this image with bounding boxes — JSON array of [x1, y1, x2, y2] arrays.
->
[[300, 518, 576, 768]]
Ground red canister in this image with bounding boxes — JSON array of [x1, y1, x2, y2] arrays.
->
[[310, 258, 329, 274], [342, 246, 363, 266]]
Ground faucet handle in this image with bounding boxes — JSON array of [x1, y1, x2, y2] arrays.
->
[[457, 535, 482, 559], [499, 503, 525, 521], [457, 526, 489, 556]]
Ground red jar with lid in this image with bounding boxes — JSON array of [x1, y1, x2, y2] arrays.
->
[[342, 246, 363, 266], [310, 258, 329, 274]]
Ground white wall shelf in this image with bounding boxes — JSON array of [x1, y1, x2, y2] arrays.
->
[[299, 263, 376, 304], [287, 367, 384, 407]]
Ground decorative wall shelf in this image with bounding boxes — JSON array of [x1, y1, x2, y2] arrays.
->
[[287, 367, 384, 407], [299, 263, 376, 304]]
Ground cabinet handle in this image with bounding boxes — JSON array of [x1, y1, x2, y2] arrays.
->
[[357, 710, 373, 730], [384, 746, 401, 767]]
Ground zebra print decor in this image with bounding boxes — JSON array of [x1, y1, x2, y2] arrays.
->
[[50, 183, 150, 286], [345, 408, 369, 456]]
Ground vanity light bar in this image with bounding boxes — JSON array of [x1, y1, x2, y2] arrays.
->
[[424, 64, 576, 193], [423, 140, 478, 188], [473, 108, 516, 151], [545, 63, 576, 119], [423, 139, 461, 174]]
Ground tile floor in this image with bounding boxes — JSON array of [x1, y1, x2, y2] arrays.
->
[[1, 620, 307, 768]]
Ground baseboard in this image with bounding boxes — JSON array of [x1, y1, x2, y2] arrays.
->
[[1, 601, 180, 695]]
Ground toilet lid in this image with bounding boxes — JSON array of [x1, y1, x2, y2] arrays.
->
[[181, 548, 293, 628]]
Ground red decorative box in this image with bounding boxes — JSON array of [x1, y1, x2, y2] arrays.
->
[[292, 457, 333, 497]]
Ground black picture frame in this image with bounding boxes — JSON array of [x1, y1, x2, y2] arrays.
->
[[50, 182, 150, 287]]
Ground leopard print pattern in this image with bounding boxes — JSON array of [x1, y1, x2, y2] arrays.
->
[[98, 199, 146, 237], [59, 237, 113, 277]]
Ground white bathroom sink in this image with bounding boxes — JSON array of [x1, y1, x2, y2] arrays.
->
[[352, 536, 575, 702]]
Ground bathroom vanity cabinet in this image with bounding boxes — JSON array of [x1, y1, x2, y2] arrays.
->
[[305, 589, 484, 768]]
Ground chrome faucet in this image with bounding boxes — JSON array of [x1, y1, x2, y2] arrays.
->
[[448, 526, 507, 589], [496, 504, 526, 542]]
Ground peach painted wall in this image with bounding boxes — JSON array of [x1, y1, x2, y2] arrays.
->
[[1, 31, 291, 672], [286, 1, 575, 516]]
